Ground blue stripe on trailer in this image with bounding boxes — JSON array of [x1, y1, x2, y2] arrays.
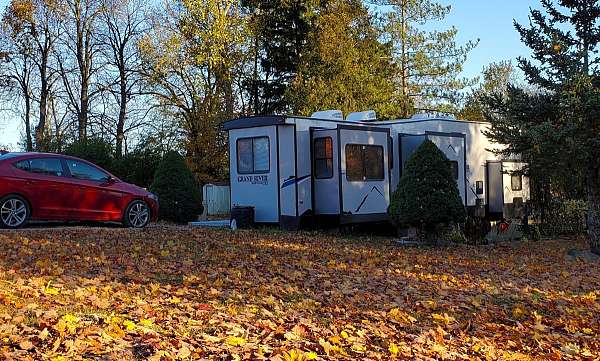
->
[[281, 175, 311, 189]]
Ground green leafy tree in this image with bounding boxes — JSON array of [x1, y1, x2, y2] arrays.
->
[[380, 0, 478, 116], [389, 140, 466, 242], [150, 151, 203, 223], [287, 0, 406, 119], [482, 0, 600, 254], [140, 0, 243, 183]]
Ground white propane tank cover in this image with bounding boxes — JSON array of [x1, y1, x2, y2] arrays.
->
[[346, 110, 377, 122], [311, 110, 344, 120]]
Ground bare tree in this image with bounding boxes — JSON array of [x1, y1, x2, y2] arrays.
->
[[47, 90, 70, 150], [57, 0, 103, 140], [0, 2, 36, 150], [100, 0, 150, 157], [30, 0, 62, 150], [140, 0, 245, 182]]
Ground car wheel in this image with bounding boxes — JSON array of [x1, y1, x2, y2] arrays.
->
[[0, 195, 30, 229], [124, 200, 151, 228]]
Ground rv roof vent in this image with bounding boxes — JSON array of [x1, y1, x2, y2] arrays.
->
[[411, 112, 456, 120], [438, 114, 457, 120], [411, 113, 435, 120], [311, 110, 344, 120], [346, 110, 377, 122]]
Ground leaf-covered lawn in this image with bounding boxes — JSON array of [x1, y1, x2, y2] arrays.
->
[[0, 226, 598, 360]]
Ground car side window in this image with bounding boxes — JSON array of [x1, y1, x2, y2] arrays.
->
[[17, 158, 65, 177], [66, 160, 109, 182], [14, 160, 30, 171]]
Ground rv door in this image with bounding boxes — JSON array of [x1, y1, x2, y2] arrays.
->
[[399, 133, 467, 206], [426, 133, 467, 205], [486, 161, 504, 218], [339, 127, 390, 223], [312, 129, 340, 215]]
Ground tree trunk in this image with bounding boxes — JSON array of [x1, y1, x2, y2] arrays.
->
[[400, 0, 408, 95], [79, 80, 88, 140], [36, 64, 49, 150], [253, 36, 259, 115], [587, 162, 600, 255], [116, 116, 125, 158], [24, 94, 33, 151], [76, 1, 88, 141], [115, 70, 127, 158], [224, 74, 234, 119]]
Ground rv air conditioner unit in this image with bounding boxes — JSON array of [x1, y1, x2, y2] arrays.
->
[[311, 110, 344, 120], [346, 110, 377, 122]]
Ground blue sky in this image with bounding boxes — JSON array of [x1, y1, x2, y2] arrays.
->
[[0, 0, 541, 148], [440, 0, 539, 80]]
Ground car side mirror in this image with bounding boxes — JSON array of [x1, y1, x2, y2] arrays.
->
[[104, 176, 116, 185]]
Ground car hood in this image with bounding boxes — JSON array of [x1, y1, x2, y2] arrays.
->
[[112, 181, 152, 196]]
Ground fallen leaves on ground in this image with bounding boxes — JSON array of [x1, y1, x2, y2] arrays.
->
[[0, 226, 598, 360]]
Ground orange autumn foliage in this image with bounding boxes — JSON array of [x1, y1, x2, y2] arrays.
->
[[0, 226, 598, 359]]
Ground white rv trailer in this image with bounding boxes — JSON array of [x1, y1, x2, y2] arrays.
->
[[222, 111, 530, 230]]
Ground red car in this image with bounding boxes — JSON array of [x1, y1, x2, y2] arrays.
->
[[0, 152, 159, 228]]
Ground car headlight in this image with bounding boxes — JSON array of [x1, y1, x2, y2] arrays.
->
[[149, 193, 159, 201]]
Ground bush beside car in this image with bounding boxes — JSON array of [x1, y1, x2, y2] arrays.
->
[[150, 151, 203, 223]]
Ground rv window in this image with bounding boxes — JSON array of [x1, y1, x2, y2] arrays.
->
[[476, 181, 484, 195], [511, 174, 522, 191], [345, 144, 384, 181], [237, 138, 253, 173], [314, 137, 333, 179], [449, 161, 459, 180], [346, 145, 363, 181], [364, 146, 384, 180], [253, 137, 270, 172], [237, 136, 270, 174]]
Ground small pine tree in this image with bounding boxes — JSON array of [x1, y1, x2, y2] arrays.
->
[[389, 140, 466, 241], [150, 151, 203, 223]]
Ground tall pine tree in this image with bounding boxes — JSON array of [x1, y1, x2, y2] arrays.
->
[[380, 0, 478, 116], [483, 0, 600, 254], [243, 0, 315, 114]]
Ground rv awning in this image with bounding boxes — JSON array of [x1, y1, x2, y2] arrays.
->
[[221, 115, 286, 131]]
